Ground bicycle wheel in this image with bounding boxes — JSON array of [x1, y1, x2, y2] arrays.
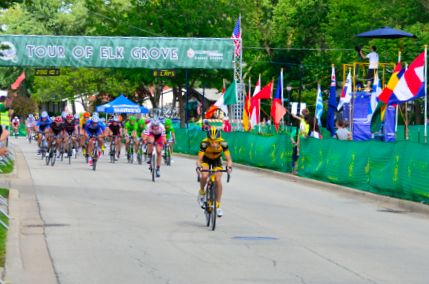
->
[[45, 149, 50, 165], [205, 184, 212, 227], [110, 143, 115, 163], [210, 184, 217, 231], [51, 148, 57, 166], [92, 149, 97, 171], [151, 152, 156, 182], [165, 146, 171, 166], [137, 143, 142, 165]]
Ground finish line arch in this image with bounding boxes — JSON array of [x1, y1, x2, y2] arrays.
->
[[0, 34, 234, 70]]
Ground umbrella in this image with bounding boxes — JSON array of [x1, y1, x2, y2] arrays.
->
[[356, 26, 416, 39]]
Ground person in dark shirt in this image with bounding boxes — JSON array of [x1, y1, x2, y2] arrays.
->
[[49, 116, 64, 157], [106, 116, 123, 159]]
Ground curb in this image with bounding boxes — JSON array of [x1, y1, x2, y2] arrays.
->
[[174, 152, 429, 216]]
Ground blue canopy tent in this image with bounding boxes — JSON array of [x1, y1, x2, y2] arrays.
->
[[96, 95, 146, 114]]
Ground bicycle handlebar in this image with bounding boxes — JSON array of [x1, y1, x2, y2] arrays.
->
[[196, 167, 231, 183]]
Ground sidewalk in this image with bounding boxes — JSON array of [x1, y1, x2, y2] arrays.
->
[[2, 144, 57, 284]]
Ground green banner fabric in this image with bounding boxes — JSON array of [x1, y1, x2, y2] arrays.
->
[[174, 128, 429, 204], [298, 138, 429, 203], [0, 35, 234, 69], [174, 128, 293, 172]]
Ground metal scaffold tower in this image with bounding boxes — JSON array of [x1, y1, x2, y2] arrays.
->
[[232, 46, 244, 127]]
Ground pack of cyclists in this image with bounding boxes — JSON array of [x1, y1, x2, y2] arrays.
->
[[13, 110, 234, 218], [23, 111, 178, 177]]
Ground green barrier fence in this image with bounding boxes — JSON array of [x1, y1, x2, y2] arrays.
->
[[175, 127, 429, 204], [174, 128, 293, 172]]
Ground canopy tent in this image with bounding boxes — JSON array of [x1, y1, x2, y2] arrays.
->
[[356, 26, 416, 39], [96, 95, 147, 114]]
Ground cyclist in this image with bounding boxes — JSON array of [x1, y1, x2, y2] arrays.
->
[[196, 127, 232, 217], [84, 116, 105, 167], [79, 112, 91, 154], [135, 118, 147, 158], [35, 111, 52, 154], [50, 116, 65, 158], [11, 116, 19, 136], [26, 114, 36, 141], [105, 116, 122, 160], [164, 118, 176, 161], [143, 118, 166, 178], [63, 114, 78, 157], [124, 116, 139, 162]]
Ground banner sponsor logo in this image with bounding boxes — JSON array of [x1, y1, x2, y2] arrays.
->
[[0, 41, 17, 62]]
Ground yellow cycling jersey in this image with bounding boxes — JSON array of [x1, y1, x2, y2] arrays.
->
[[198, 138, 230, 160]]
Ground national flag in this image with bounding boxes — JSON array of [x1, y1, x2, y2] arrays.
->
[[378, 61, 403, 104], [315, 83, 323, 126], [367, 72, 382, 122], [251, 81, 273, 101], [243, 82, 251, 131], [383, 51, 425, 105], [11, 71, 26, 90], [326, 65, 337, 137], [205, 81, 237, 118], [232, 17, 241, 56], [270, 75, 286, 132], [249, 76, 261, 128], [337, 70, 352, 110]]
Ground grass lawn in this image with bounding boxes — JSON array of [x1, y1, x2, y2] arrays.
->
[[0, 188, 9, 267]]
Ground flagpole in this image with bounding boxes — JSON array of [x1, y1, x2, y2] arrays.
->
[[395, 51, 401, 134], [248, 76, 251, 132], [424, 45, 427, 142], [258, 74, 261, 133], [280, 68, 284, 130], [348, 67, 353, 134]]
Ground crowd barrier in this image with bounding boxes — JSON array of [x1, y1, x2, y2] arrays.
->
[[174, 127, 429, 204]]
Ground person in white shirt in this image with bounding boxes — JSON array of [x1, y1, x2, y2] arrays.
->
[[360, 46, 379, 90]]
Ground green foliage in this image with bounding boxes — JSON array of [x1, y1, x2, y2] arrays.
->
[[11, 95, 37, 117], [1, 0, 429, 114]]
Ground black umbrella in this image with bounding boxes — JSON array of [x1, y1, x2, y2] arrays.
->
[[356, 26, 416, 39]]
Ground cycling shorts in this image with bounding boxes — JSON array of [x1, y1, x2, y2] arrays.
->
[[201, 156, 223, 171]]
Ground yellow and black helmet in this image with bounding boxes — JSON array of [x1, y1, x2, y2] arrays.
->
[[207, 126, 221, 140]]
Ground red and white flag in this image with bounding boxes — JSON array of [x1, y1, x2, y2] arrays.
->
[[249, 75, 261, 128], [11, 71, 26, 90]]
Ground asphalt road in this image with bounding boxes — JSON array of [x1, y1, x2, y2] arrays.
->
[[5, 138, 429, 284]]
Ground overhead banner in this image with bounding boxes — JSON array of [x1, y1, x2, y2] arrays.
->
[[0, 35, 234, 69]]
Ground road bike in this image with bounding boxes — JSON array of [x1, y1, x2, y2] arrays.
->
[[136, 138, 144, 165], [126, 135, 135, 164], [197, 167, 230, 231], [39, 133, 48, 160], [46, 137, 57, 167], [162, 143, 171, 166], [109, 135, 118, 164], [64, 134, 75, 165], [148, 141, 160, 182], [89, 136, 100, 171]]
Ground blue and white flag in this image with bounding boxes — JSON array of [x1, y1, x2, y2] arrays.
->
[[367, 72, 382, 122], [315, 83, 323, 126], [337, 70, 352, 110]]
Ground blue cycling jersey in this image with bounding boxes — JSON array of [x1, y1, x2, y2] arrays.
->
[[36, 118, 52, 132], [84, 120, 104, 137]]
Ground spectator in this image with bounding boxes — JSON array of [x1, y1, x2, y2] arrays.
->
[[0, 124, 8, 156], [202, 119, 210, 131], [359, 45, 379, 90], [335, 119, 352, 140], [291, 108, 310, 138], [223, 116, 232, 133]]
